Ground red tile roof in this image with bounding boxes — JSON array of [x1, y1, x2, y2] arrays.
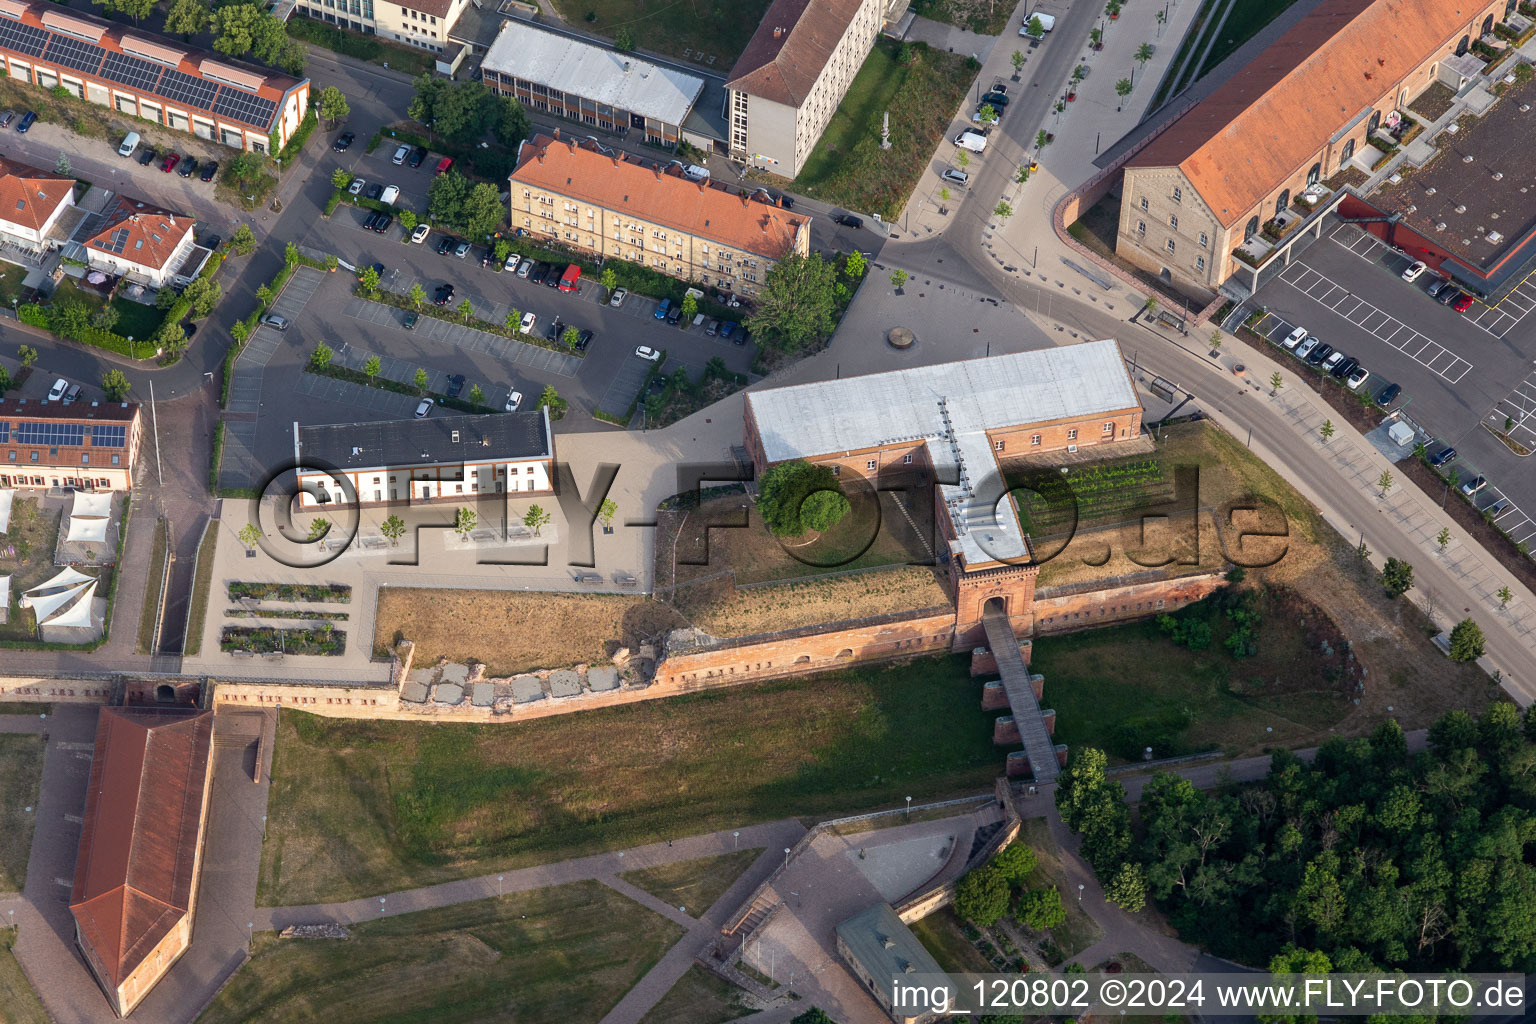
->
[[727, 0, 866, 106], [85, 197, 194, 272], [70, 708, 213, 997], [511, 133, 810, 260], [0, 155, 72, 233], [1128, 0, 1484, 227]]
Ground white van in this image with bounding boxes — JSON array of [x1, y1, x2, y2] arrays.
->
[[117, 131, 140, 157], [379, 184, 400, 206], [954, 129, 988, 153], [683, 164, 710, 181]]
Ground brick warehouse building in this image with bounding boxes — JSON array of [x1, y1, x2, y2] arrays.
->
[[0, 0, 309, 152], [0, 398, 142, 491], [1114, 0, 1505, 294], [743, 340, 1144, 641]]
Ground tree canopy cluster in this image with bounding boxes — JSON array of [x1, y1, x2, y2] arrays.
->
[[408, 76, 529, 148], [1119, 707, 1536, 971], [427, 170, 504, 240], [756, 460, 850, 538], [744, 252, 839, 354]]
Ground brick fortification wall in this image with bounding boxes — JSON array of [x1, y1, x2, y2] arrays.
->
[[0, 678, 115, 704], [1032, 572, 1224, 635]]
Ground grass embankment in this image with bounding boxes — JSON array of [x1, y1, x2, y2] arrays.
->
[[0, 927, 48, 1024], [546, 0, 771, 66], [136, 518, 167, 655], [182, 525, 218, 656], [258, 655, 999, 905], [196, 882, 681, 1024], [0, 734, 45, 892], [637, 964, 761, 1024], [619, 848, 763, 914]]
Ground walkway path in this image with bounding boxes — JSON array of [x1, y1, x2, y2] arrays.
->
[[983, 602, 1059, 781]]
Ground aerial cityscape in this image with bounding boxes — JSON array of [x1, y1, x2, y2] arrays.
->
[[0, 0, 1533, 1020]]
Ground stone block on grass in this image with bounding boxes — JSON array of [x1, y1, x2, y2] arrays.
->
[[549, 669, 581, 698]]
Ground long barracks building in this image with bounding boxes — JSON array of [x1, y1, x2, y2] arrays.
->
[[0, 0, 309, 152]]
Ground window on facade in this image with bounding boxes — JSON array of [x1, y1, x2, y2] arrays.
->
[[1103, 421, 1114, 433], [903, 453, 913, 464], [1030, 434, 1041, 446], [830, 466, 839, 477], [1172, 187, 1182, 202], [1136, 220, 1146, 237], [1199, 231, 1208, 248], [1196, 256, 1206, 271], [1274, 190, 1290, 217], [1169, 214, 1178, 230], [1165, 238, 1176, 254], [993, 440, 1005, 451], [1342, 138, 1356, 162], [865, 459, 877, 470]]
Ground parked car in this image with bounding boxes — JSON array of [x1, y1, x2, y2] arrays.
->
[[452, 239, 470, 258], [972, 105, 1003, 125], [409, 146, 427, 168], [504, 252, 520, 271], [834, 213, 864, 228], [178, 155, 198, 178], [393, 144, 410, 165], [546, 319, 565, 343], [412, 223, 431, 244], [1331, 356, 1358, 380], [1295, 336, 1319, 360], [1305, 342, 1333, 366], [575, 329, 594, 351], [1426, 277, 1452, 300], [1375, 382, 1401, 406], [415, 399, 432, 418], [1401, 260, 1427, 282], [1484, 498, 1510, 516], [1282, 326, 1308, 349], [372, 214, 393, 234], [481, 248, 497, 269], [362, 210, 382, 231], [505, 390, 523, 412], [609, 287, 628, 307], [433, 283, 455, 306], [519, 311, 537, 333], [64, 384, 82, 404], [941, 168, 969, 186], [333, 130, 355, 152], [435, 156, 453, 175], [558, 264, 581, 292], [366, 261, 385, 279], [161, 152, 180, 173], [982, 91, 1010, 107], [445, 374, 465, 398], [517, 258, 533, 278], [544, 262, 566, 287], [705, 319, 720, 336], [365, 183, 384, 200], [203, 235, 222, 251], [260, 314, 289, 330], [666, 304, 682, 325], [1460, 475, 1487, 497], [654, 298, 671, 320], [403, 311, 419, 330], [200, 161, 219, 182], [635, 346, 662, 361], [436, 235, 455, 255], [1321, 350, 1345, 374], [17, 111, 36, 132], [0, 111, 14, 129], [137, 145, 157, 166], [1428, 446, 1458, 467], [1435, 283, 1459, 305], [380, 185, 400, 205], [530, 262, 551, 285], [47, 378, 68, 401], [349, 178, 366, 196], [953, 129, 987, 152], [1346, 364, 1370, 390], [719, 321, 737, 340], [1452, 292, 1475, 313], [117, 131, 139, 157]]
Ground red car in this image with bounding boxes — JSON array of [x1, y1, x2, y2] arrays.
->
[[1451, 292, 1475, 313], [160, 152, 180, 173]]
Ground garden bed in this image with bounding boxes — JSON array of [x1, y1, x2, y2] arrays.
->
[[220, 625, 347, 656], [228, 582, 353, 604]]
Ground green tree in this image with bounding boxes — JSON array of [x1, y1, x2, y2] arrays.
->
[[523, 504, 552, 535], [285, 241, 301, 267], [330, 167, 353, 190], [1498, 585, 1513, 608], [257, 285, 275, 308], [1319, 419, 1335, 444], [614, 26, 635, 51], [537, 385, 568, 419], [561, 326, 580, 352], [230, 319, 250, 344], [976, 103, 998, 126], [317, 85, 350, 128], [495, 94, 531, 147], [413, 367, 430, 393], [156, 287, 181, 311], [231, 223, 256, 256], [462, 182, 504, 239], [91, 305, 120, 332], [744, 252, 838, 353], [1015, 886, 1067, 930], [210, 4, 285, 65], [1209, 328, 1223, 353], [800, 489, 850, 532], [680, 294, 698, 322], [956, 149, 970, 169], [154, 317, 189, 358], [307, 516, 331, 542], [100, 369, 131, 401], [0, 366, 11, 394], [1436, 526, 1451, 553], [1269, 371, 1284, 395], [237, 523, 262, 550], [17, 345, 36, 368], [55, 152, 70, 177], [163, 0, 209, 36], [400, 210, 418, 233], [844, 251, 867, 278], [359, 265, 381, 296], [409, 283, 427, 309], [1448, 618, 1485, 662], [1257, 947, 1332, 1024], [597, 498, 618, 529], [93, 0, 154, 21], [993, 201, 1014, 220], [363, 356, 380, 381], [600, 268, 618, 296], [1056, 748, 1131, 875], [889, 268, 909, 289], [53, 300, 90, 338], [1104, 861, 1147, 912], [1115, 78, 1133, 108], [380, 514, 406, 546], [1011, 49, 1026, 73], [428, 170, 471, 229], [1135, 42, 1155, 68], [418, 80, 497, 145], [990, 842, 1037, 886], [309, 343, 333, 371], [789, 1012, 833, 1024], [1035, 129, 1050, 150], [184, 277, 221, 318], [757, 460, 842, 538], [468, 383, 484, 405], [506, 309, 523, 332], [954, 866, 1010, 926], [1024, 14, 1046, 37], [456, 298, 474, 323], [454, 506, 477, 540], [1377, 469, 1394, 498], [1381, 556, 1414, 597], [1016, 164, 1031, 184]]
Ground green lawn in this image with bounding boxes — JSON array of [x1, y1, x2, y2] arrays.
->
[[181, 525, 217, 656], [637, 964, 759, 1024], [1154, 0, 1302, 105], [0, 929, 48, 1024], [0, 734, 45, 892], [196, 882, 683, 1024], [259, 655, 1000, 905], [910, 907, 994, 974], [0, 498, 63, 643], [136, 517, 166, 655], [789, 39, 977, 219], [1015, 817, 1102, 958], [619, 848, 763, 915], [109, 297, 166, 342], [908, 0, 1012, 35], [546, 0, 773, 68], [286, 16, 437, 77], [0, 261, 28, 309]]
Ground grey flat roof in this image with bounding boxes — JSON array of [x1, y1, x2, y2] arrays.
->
[[747, 340, 1137, 464], [836, 903, 952, 1008], [482, 20, 705, 127], [297, 410, 551, 472]]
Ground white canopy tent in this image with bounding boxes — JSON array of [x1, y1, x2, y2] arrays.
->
[[66, 514, 109, 545], [44, 581, 97, 629], [0, 489, 12, 534], [25, 580, 88, 625], [30, 566, 94, 593], [71, 492, 113, 519]]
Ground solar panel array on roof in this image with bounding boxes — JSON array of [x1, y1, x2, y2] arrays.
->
[[212, 88, 275, 127], [100, 50, 161, 93], [90, 424, 126, 448], [0, 18, 48, 57], [16, 421, 85, 446], [43, 33, 104, 74], [0, 422, 9, 444], [97, 227, 128, 255], [158, 67, 217, 111]]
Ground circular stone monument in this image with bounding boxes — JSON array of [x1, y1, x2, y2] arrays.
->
[[887, 327, 916, 349]]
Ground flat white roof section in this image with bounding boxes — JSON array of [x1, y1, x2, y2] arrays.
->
[[482, 20, 705, 127], [746, 340, 1138, 465]]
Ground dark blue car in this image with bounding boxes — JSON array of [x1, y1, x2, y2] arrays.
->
[[16, 111, 36, 132], [654, 298, 671, 320]]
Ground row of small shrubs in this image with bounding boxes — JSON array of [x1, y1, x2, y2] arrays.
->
[[227, 581, 353, 603]]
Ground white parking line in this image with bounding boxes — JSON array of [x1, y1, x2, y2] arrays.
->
[[1277, 262, 1474, 383]]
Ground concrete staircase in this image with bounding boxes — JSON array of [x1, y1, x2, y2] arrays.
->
[[982, 603, 1059, 782]]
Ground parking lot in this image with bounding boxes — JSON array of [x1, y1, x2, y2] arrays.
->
[[1252, 215, 1536, 554]]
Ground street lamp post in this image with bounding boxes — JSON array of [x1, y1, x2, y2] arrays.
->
[[498, 875, 504, 899], [379, 897, 386, 914], [784, 847, 790, 870], [733, 831, 740, 849], [905, 795, 912, 821], [1078, 883, 1085, 902], [247, 921, 253, 950]]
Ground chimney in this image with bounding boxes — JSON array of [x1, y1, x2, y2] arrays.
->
[[624, 61, 631, 74], [567, 135, 577, 154], [552, 127, 560, 140], [698, 179, 706, 192], [773, 26, 783, 37]]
